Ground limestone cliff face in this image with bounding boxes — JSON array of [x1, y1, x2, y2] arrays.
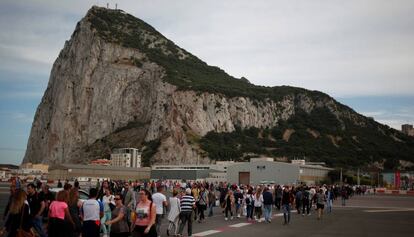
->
[[25, 7, 407, 166]]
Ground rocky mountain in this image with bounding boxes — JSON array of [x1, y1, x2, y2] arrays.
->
[[23, 6, 414, 169]]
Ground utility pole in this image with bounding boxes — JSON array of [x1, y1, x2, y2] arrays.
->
[[357, 168, 360, 186]]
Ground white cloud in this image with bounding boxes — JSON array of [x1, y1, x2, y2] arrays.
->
[[0, 112, 34, 124], [1, 0, 414, 97]]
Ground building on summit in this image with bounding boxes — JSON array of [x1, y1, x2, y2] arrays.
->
[[402, 124, 414, 136]]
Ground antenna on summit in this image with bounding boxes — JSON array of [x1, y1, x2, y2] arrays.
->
[[106, 3, 109, 8], [115, 4, 118, 10]]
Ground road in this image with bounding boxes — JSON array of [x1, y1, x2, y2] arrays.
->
[[1, 183, 413, 236]]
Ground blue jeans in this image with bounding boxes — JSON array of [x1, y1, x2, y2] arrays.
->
[[341, 196, 346, 206], [100, 211, 111, 234], [282, 204, 291, 224], [327, 199, 333, 213], [246, 205, 253, 219], [32, 216, 47, 237], [264, 205, 272, 221], [208, 202, 214, 217]]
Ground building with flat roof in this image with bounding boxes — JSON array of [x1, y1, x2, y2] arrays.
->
[[48, 164, 150, 181], [150, 163, 230, 181], [111, 148, 142, 168], [20, 163, 49, 174], [227, 158, 332, 185]]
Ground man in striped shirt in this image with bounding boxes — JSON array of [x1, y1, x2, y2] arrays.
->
[[177, 188, 196, 237]]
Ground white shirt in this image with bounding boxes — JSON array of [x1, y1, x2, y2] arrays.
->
[[167, 197, 180, 222], [253, 194, 264, 207], [152, 192, 167, 215], [102, 194, 115, 212], [82, 199, 103, 221]]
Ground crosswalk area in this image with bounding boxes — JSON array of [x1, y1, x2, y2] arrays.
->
[[192, 213, 284, 237]]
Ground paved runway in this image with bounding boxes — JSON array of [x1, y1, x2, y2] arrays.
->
[[1, 183, 413, 237]]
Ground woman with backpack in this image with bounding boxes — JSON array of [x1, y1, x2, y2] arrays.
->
[[197, 186, 208, 223], [131, 189, 157, 237], [245, 189, 254, 221]]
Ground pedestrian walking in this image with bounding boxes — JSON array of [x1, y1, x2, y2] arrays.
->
[[282, 186, 294, 225], [234, 188, 243, 218], [274, 185, 282, 211], [68, 188, 82, 237], [245, 189, 254, 221], [197, 186, 208, 222], [263, 187, 273, 223], [314, 189, 326, 220], [101, 188, 115, 237], [207, 187, 216, 217], [81, 188, 104, 237], [167, 190, 180, 236], [4, 189, 33, 237], [253, 188, 264, 222], [132, 189, 157, 237], [302, 187, 311, 216], [341, 187, 347, 206], [177, 188, 196, 237], [224, 190, 235, 221], [105, 194, 130, 237], [295, 188, 303, 214], [48, 190, 75, 237], [152, 186, 168, 237], [326, 187, 334, 213], [27, 183, 47, 237]]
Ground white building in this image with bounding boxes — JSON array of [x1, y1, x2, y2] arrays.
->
[[110, 148, 142, 168], [227, 158, 333, 185]]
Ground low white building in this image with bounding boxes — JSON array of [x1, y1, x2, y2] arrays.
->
[[110, 148, 142, 168], [0, 170, 6, 179], [227, 158, 333, 185]]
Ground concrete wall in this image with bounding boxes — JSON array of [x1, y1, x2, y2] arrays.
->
[[48, 166, 150, 181], [299, 166, 331, 185], [151, 169, 212, 181], [227, 161, 300, 185]]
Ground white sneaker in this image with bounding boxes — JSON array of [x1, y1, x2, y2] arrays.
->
[[237, 214, 241, 218], [225, 217, 228, 221], [230, 216, 234, 220]]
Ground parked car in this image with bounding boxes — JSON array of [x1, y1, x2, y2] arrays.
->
[[49, 188, 89, 202]]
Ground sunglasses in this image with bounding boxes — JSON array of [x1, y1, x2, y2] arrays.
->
[[114, 198, 121, 200]]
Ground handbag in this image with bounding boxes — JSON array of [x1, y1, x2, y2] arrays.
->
[[16, 205, 35, 237]]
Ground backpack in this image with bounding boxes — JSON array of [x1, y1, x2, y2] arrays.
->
[[245, 195, 252, 205]]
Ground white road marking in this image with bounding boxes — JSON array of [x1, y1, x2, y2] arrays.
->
[[364, 208, 414, 213], [193, 230, 222, 236], [274, 213, 283, 217], [229, 223, 252, 228]]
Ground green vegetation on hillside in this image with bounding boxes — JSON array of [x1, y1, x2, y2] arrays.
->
[[199, 108, 414, 170]]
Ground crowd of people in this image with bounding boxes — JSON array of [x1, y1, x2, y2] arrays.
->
[[1, 178, 356, 237]]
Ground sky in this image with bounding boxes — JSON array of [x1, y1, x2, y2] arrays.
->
[[0, 0, 413, 165]]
